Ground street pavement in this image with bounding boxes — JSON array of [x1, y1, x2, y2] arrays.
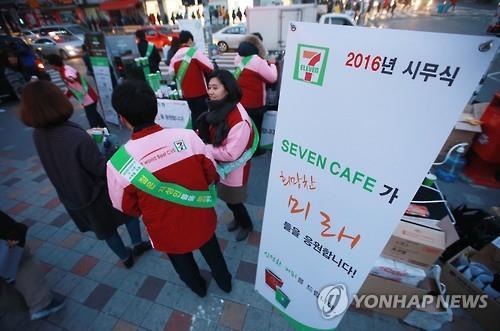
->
[[0, 3, 499, 331], [0, 110, 487, 331]]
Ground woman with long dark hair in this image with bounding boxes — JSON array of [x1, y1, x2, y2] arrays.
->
[[198, 70, 256, 241], [20, 80, 151, 268], [168, 30, 214, 130]]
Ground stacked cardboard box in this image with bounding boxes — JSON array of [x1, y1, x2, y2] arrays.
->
[[357, 215, 459, 318], [441, 240, 500, 331], [381, 215, 459, 270]]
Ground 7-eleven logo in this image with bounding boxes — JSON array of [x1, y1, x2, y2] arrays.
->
[[293, 44, 329, 86]]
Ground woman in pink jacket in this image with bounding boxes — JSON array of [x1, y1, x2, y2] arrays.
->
[[234, 35, 277, 150], [198, 70, 256, 241], [46, 54, 106, 129]]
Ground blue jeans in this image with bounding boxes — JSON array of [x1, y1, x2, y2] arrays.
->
[[105, 218, 142, 260]]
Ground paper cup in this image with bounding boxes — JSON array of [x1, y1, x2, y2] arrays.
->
[[91, 129, 104, 143], [423, 173, 437, 186]]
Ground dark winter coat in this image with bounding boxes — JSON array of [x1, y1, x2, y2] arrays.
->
[[33, 121, 129, 239], [137, 38, 161, 74], [240, 34, 267, 59]]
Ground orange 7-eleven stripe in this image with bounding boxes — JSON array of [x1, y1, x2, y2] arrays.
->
[[302, 51, 322, 82]]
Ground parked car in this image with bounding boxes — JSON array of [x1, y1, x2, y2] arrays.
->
[[212, 24, 247, 53], [31, 24, 89, 42], [137, 25, 180, 48], [63, 24, 89, 41], [33, 34, 83, 59], [319, 13, 356, 26], [21, 30, 37, 44]]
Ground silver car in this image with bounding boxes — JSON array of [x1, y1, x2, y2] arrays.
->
[[31, 24, 89, 42], [33, 35, 83, 59], [212, 24, 247, 53], [21, 30, 37, 44]]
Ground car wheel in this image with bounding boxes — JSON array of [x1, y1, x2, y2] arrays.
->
[[217, 41, 229, 53], [60, 49, 69, 60]]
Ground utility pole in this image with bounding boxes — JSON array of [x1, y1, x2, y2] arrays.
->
[[202, 0, 216, 58]]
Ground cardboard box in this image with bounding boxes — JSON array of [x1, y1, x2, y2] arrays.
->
[[441, 247, 500, 331], [356, 274, 442, 319], [381, 215, 458, 269], [470, 237, 500, 273], [437, 113, 482, 160], [381, 219, 444, 268]]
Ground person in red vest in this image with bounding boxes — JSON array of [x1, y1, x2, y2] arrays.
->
[[46, 54, 106, 129], [107, 80, 232, 297], [197, 70, 257, 241], [234, 34, 277, 154], [168, 31, 214, 130]]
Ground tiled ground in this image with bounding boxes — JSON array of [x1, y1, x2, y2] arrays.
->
[[0, 153, 487, 331], [1, 5, 497, 325]]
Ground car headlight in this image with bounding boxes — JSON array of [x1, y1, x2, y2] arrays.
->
[[64, 45, 75, 51], [168, 36, 172, 41]]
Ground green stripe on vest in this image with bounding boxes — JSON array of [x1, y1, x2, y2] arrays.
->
[[175, 47, 197, 99], [110, 146, 217, 208], [233, 55, 254, 80], [68, 74, 89, 104], [145, 43, 155, 57], [216, 120, 260, 178]]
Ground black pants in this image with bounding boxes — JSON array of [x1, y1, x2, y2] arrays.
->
[[83, 102, 107, 128], [167, 235, 231, 295], [186, 95, 208, 131], [227, 203, 253, 229], [246, 106, 266, 138], [247, 107, 266, 155]]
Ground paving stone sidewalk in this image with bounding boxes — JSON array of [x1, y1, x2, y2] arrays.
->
[[0, 153, 485, 331]]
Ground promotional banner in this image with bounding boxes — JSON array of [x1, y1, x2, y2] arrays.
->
[[255, 23, 498, 330], [155, 99, 192, 129], [90, 57, 119, 125], [177, 19, 206, 50], [86, 32, 119, 125]]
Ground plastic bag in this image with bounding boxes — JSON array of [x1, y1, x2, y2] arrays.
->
[[403, 265, 453, 330]]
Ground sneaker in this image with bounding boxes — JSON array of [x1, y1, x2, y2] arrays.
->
[[30, 294, 65, 320], [227, 219, 239, 232], [236, 226, 253, 242], [133, 241, 152, 256], [123, 248, 134, 269]]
